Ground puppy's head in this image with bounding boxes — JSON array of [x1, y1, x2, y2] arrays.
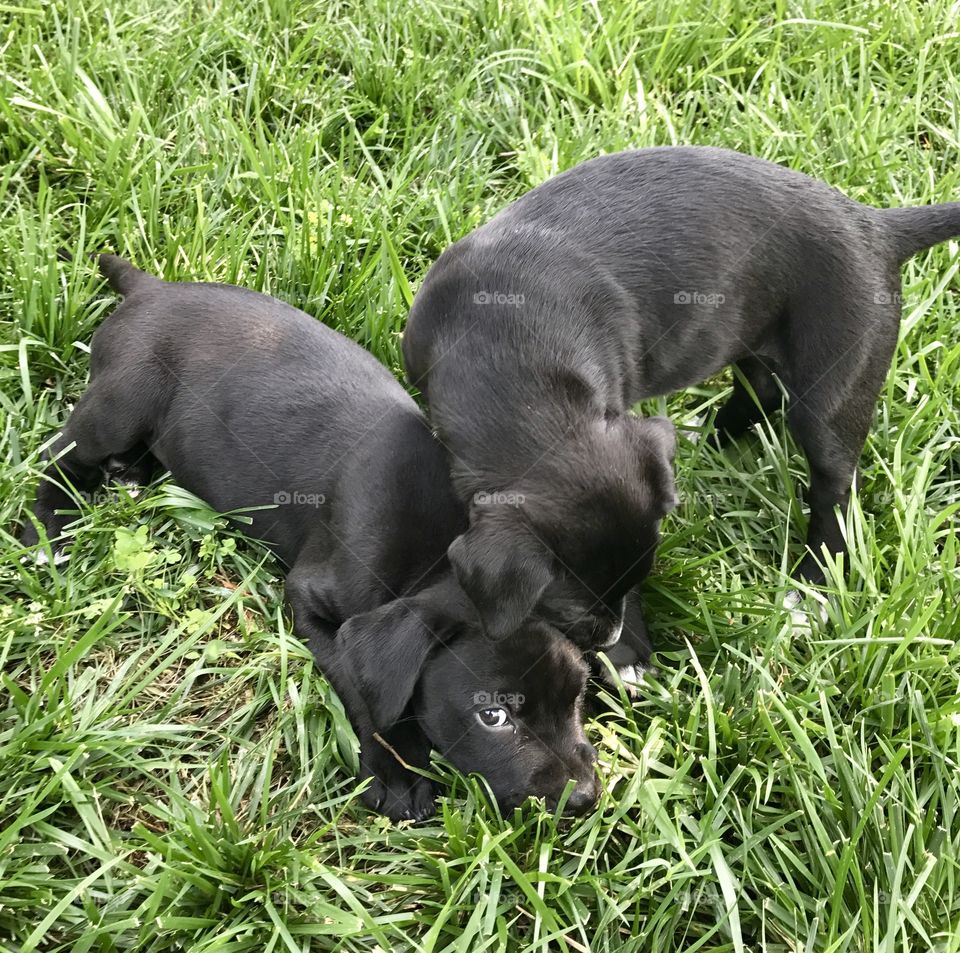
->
[[447, 414, 677, 650], [338, 577, 597, 815]]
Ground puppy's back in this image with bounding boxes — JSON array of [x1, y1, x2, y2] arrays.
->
[[87, 263, 445, 562], [92, 268, 406, 427]]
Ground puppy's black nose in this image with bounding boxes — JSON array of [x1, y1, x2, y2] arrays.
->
[[565, 778, 599, 815]]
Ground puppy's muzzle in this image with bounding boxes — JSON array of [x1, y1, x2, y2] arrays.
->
[[564, 741, 600, 816]]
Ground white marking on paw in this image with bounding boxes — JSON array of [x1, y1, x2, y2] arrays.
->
[[783, 589, 829, 629], [617, 663, 646, 685], [681, 414, 706, 444], [783, 589, 802, 611], [615, 665, 641, 697], [598, 662, 649, 698], [26, 549, 70, 567]]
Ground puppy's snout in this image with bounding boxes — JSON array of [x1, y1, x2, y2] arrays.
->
[[565, 775, 599, 815], [562, 743, 599, 815]]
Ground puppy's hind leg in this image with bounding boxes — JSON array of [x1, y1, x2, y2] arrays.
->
[[22, 385, 149, 560], [712, 357, 784, 448], [785, 295, 900, 588]]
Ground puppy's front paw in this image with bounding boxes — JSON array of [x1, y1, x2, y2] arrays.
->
[[609, 663, 641, 697], [594, 626, 655, 697], [20, 545, 70, 567], [681, 413, 706, 445], [617, 662, 650, 685], [605, 661, 656, 697], [360, 766, 435, 821], [783, 589, 829, 630], [37, 548, 70, 566]]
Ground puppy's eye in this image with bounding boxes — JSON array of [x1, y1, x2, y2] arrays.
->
[[476, 707, 511, 729]]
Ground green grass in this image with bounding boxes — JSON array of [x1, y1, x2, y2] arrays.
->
[[2, 0, 959, 949]]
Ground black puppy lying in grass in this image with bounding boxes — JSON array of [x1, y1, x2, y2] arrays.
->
[[404, 145, 960, 643], [20, 255, 601, 822]]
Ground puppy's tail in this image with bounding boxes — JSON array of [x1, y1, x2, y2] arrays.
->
[[879, 202, 960, 262], [98, 254, 160, 296]]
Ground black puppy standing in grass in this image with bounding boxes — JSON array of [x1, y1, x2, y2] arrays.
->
[[404, 146, 960, 650], [21, 255, 600, 821]]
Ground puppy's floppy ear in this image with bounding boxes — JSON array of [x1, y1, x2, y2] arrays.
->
[[633, 415, 679, 516], [447, 504, 554, 641], [337, 579, 459, 729]]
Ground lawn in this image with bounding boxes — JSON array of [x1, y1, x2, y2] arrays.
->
[[2, 0, 959, 949]]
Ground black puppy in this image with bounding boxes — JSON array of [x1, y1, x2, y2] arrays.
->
[[403, 145, 960, 644], [22, 255, 600, 821]]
